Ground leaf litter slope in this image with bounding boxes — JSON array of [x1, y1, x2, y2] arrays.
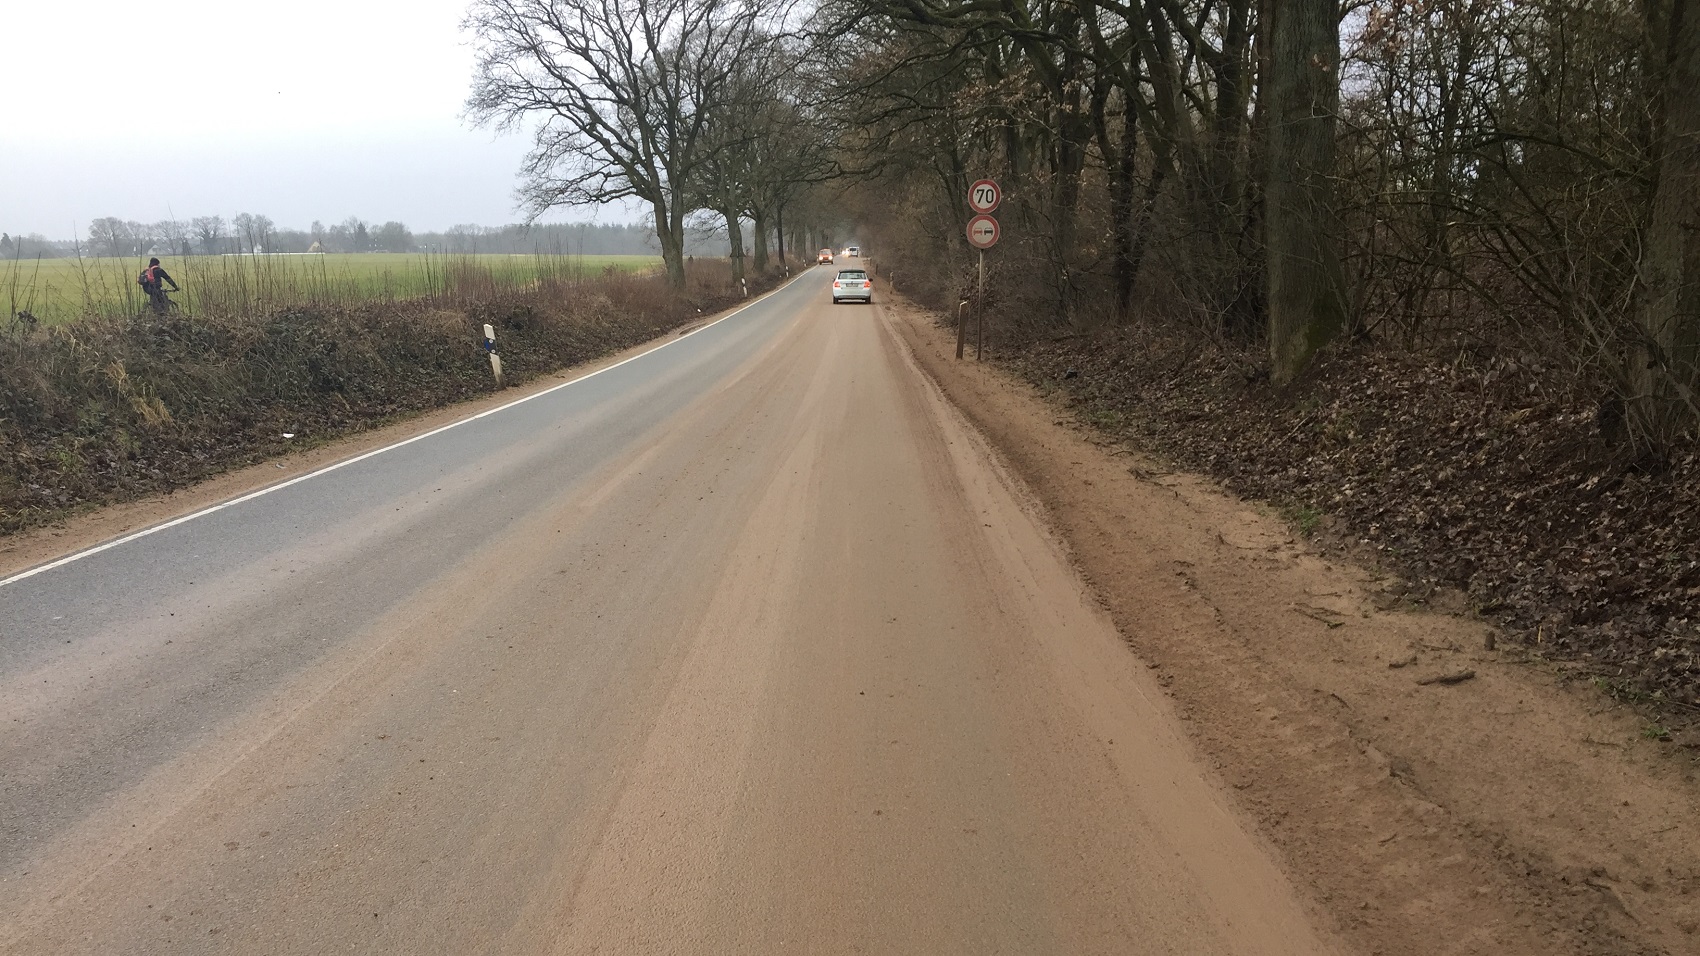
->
[[1007, 325, 1700, 715]]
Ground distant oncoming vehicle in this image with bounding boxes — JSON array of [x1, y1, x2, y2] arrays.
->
[[817, 248, 834, 264], [832, 268, 872, 305], [845, 245, 860, 258]]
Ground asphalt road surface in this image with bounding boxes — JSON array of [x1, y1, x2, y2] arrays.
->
[[1, 267, 1337, 954]]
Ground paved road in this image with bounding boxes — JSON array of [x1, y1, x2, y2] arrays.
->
[[0, 268, 1335, 954]]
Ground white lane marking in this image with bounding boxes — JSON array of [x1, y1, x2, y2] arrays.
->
[[0, 272, 817, 591]]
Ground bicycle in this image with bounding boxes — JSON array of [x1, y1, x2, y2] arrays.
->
[[144, 287, 181, 315]]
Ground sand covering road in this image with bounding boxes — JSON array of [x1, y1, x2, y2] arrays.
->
[[2, 281, 1332, 953]]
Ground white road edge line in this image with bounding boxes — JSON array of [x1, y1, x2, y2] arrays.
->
[[0, 271, 815, 591]]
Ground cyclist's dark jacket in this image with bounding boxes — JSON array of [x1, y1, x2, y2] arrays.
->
[[141, 266, 176, 291]]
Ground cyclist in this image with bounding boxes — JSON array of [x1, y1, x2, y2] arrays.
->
[[138, 257, 180, 313]]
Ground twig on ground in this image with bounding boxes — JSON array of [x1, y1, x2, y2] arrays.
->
[[1293, 605, 1345, 628], [1415, 669, 1477, 686]]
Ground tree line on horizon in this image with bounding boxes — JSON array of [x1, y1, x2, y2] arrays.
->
[[0, 219, 710, 260]]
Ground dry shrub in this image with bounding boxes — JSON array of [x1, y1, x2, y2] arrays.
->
[[0, 264, 776, 534]]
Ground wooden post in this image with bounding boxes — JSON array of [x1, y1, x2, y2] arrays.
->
[[975, 250, 985, 360]]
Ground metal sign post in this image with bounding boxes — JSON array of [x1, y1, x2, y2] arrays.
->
[[977, 251, 986, 360], [964, 207, 1000, 360]]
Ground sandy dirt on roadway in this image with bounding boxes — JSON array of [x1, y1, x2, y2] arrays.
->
[[888, 295, 1700, 955], [9, 263, 1700, 954], [4, 278, 1335, 953]]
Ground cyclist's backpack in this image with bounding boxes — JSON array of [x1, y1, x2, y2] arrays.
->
[[137, 266, 157, 289]]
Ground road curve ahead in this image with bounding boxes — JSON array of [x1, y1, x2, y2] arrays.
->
[[1, 268, 1336, 954]]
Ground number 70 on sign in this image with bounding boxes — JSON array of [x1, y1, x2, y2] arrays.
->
[[968, 179, 1001, 214]]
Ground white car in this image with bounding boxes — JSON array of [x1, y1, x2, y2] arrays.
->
[[832, 268, 872, 304], [845, 246, 860, 258]]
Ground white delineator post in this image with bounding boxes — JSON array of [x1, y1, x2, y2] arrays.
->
[[483, 323, 505, 388]]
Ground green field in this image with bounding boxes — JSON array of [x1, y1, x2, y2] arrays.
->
[[1, 253, 662, 325]]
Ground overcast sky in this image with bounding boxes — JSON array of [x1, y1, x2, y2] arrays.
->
[[2, 0, 615, 240]]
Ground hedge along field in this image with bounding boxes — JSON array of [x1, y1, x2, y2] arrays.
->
[[0, 257, 769, 535], [1, 253, 662, 325]]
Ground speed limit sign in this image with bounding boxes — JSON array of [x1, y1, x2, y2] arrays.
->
[[966, 214, 1000, 249], [968, 179, 1001, 214]]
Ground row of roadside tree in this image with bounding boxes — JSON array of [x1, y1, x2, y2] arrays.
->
[[245, 0, 1693, 451], [801, 0, 1698, 451]]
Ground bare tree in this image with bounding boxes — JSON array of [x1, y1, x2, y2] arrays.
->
[[744, 41, 844, 271], [126, 221, 158, 257], [691, 38, 804, 282], [1264, 0, 1347, 383], [156, 219, 192, 258], [232, 213, 257, 255], [1629, 0, 1700, 445], [466, 0, 772, 289], [252, 215, 276, 253], [88, 218, 133, 258], [192, 216, 226, 255], [372, 221, 416, 253]]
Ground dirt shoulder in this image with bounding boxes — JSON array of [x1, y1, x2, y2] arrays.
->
[[887, 297, 1700, 956]]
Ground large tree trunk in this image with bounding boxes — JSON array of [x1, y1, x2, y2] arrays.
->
[[1110, 104, 1139, 317], [1091, 77, 1141, 318], [1224, 2, 1272, 339], [656, 201, 687, 290], [1125, 160, 1169, 307], [725, 210, 746, 285], [1264, 0, 1348, 384], [1204, 0, 1253, 282], [751, 208, 770, 273], [1630, 0, 1700, 446], [1049, 22, 1090, 326]]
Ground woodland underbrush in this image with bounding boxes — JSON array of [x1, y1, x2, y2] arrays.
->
[[975, 307, 1700, 718]]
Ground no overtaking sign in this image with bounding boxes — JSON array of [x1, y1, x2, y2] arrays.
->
[[966, 214, 999, 249]]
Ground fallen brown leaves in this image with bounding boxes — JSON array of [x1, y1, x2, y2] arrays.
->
[[1004, 326, 1699, 710]]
